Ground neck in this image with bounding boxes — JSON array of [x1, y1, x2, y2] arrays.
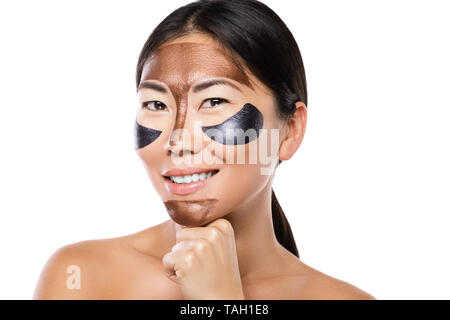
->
[[226, 182, 283, 280]]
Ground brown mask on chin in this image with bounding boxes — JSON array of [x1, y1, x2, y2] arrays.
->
[[163, 199, 219, 227]]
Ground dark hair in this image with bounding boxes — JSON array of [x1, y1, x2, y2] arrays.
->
[[135, 0, 307, 258]]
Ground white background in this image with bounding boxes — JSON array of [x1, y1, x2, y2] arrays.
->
[[0, 0, 449, 300]]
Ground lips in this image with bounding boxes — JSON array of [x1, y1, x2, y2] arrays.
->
[[163, 167, 218, 177], [162, 167, 220, 195]]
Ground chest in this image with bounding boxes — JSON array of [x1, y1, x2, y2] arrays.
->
[[109, 250, 308, 299], [122, 274, 307, 300]]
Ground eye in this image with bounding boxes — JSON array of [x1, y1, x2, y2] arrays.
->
[[201, 98, 228, 109], [142, 101, 168, 112]]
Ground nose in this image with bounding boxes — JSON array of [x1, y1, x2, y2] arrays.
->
[[164, 108, 203, 158]]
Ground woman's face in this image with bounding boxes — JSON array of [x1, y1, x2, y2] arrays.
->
[[136, 33, 286, 227]]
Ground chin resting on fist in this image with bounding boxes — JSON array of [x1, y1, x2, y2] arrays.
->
[[162, 218, 245, 300]]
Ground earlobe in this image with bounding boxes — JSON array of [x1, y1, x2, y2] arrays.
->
[[278, 101, 307, 161]]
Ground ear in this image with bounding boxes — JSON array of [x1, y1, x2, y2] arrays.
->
[[279, 101, 307, 161]]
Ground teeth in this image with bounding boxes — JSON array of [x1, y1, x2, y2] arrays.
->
[[169, 171, 217, 184], [173, 176, 184, 184], [183, 175, 192, 183]]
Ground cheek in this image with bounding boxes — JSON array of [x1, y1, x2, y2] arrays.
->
[[135, 133, 168, 197], [208, 163, 272, 215], [134, 121, 162, 149], [134, 106, 172, 149], [201, 107, 280, 169]]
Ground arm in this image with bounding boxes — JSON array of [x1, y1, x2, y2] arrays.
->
[[33, 242, 98, 299]]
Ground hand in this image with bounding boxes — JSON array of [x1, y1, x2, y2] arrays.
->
[[162, 218, 245, 300]]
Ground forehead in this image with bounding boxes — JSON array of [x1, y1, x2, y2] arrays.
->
[[140, 42, 252, 89]]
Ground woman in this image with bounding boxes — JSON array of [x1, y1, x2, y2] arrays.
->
[[33, 0, 375, 300]]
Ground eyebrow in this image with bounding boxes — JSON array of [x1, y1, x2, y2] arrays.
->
[[138, 79, 242, 93]]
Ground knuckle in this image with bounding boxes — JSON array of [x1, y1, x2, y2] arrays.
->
[[162, 252, 171, 266], [208, 227, 221, 242], [212, 219, 234, 237], [218, 218, 232, 229], [194, 239, 209, 252], [183, 252, 195, 268], [221, 221, 234, 236]]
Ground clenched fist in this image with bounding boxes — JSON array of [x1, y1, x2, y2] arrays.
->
[[162, 218, 245, 300]]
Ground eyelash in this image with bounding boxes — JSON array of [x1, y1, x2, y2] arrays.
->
[[142, 98, 229, 111]]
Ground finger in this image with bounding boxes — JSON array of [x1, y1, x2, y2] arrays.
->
[[162, 250, 193, 283], [162, 250, 194, 275], [171, 240, 195, 252], [162, 253, 182, 284], [176, 225, 223, 244], [162, 251, 178, 276], [206, 218, 234, 237], [168, 270, 182, 283]]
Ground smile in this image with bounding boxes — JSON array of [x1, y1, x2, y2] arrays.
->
[[168, 170, 219, 184], [162, 168, 220, 195]]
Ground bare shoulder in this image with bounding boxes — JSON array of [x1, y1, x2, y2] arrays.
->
[[33, 238, 123, 299], [242, 251, 375, 300], [294, 261, 376, 300], [33, 224, 178, 299]]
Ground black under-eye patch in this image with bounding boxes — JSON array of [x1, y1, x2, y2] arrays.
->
[[134, 121, 162, 149], [201, 103, 263, 145]]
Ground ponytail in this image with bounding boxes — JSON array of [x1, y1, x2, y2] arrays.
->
[[271, 188, 299, 258]]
